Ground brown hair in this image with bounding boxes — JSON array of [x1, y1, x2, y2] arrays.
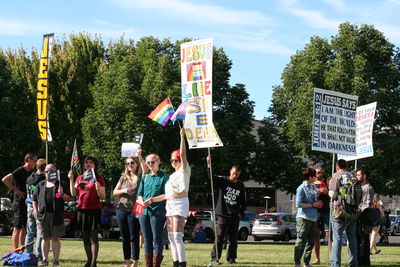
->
[[124, 157, 141, 184], [36, 159, 47, 172], [303, 168, 316, 180]]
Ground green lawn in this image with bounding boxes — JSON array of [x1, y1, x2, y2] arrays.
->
[[1, 237, 399, 266]]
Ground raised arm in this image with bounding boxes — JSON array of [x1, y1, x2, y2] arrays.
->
[[180, 128, 188, 169], [137, 147, 149, 174]]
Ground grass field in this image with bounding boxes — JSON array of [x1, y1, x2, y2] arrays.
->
[[1, 237, 400, 266]]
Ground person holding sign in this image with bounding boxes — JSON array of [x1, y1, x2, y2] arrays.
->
[[206, 155, 247, 265], [165, 128, 191, 267], [113, 150, 145, 267], [68, 156, 106, 267], [33, 164, 71, 266], [137, 153, 169, 267]]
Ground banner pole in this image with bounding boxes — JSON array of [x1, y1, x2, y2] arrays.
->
[[207, 147, 219, 264], [327, 153, 335, 266], [354, 159, 358, 170], [46, 140, 48, 164]]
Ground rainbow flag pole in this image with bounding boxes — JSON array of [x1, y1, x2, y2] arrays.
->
[[148, 97, 175, 126]]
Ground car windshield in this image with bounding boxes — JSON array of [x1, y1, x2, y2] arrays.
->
[[244, 212, 257, 221], [390, 216, 396, 222], [258, 214, 277, 222]]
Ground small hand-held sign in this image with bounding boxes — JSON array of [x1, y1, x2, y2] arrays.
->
[[47, 170, 58, 182], [134, 133, 144, 144], [133, 201, 144, 216], [83, 168, 96, 182]]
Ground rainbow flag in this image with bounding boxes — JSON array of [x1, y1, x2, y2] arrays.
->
[[70, 139, 82, 176], [171, 99, 189, 122], [148, 98, 175, 126]]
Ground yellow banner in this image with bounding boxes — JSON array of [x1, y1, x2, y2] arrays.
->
[[36, 34, 54, 141]]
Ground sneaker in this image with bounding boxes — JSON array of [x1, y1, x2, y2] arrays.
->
[[228, 259, 238, 264], [39, 260, 49, 266], [52, 260, 60, 266], [375, 250, 381, 254]]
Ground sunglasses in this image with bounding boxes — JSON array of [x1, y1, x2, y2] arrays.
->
[[170, 159, 180, 163], [146, 160, 157, 165], [126, 161, 136, 166], [317, 171, 325, 174]]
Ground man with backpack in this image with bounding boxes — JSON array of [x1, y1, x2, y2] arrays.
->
[[329, 159, 362, 267], [25, 158, 46, 260]]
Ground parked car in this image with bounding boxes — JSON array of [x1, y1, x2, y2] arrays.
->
[[388, 215, 400, 236], [252, 213, 297, 241], [63, 201, 120, 238], [194, 210, 251, 242], [242, 211, 258, 231]]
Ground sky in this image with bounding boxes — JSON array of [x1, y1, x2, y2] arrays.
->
[[0, 0, 399, 120]]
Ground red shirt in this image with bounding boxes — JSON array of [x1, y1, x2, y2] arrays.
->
[[75, 174, 106, 209]]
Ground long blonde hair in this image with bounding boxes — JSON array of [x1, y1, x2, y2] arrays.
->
[[124, 157, 141, 185]]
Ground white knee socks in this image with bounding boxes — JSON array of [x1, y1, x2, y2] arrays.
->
[[168, 232, 186, 262]]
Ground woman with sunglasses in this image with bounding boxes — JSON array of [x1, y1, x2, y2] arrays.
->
[[112, 149, 145, 267], [164, 128, 190, 267], [33, 164, 71, 266], [68, 156, 106, 267], [137, 152, 169, 267]]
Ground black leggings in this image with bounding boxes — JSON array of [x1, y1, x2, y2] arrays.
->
[[82, 229, 99, 267]]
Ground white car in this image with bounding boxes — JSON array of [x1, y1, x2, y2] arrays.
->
[[388, 215, 400, 236], [252, 213, 297, 241], [194, 210, 251, 242]]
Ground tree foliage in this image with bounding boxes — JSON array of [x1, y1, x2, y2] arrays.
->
[[269, 22, 400, 195]]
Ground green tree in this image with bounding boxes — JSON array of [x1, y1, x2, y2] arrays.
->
[[254, 118, 305, 193], [0, 48, 41, 180], [81, 37, 181, 186], [269, 22, 400, 194], [46, 33, 105, 170]]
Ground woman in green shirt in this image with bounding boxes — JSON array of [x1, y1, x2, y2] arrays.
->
[[137, 154, 169, 267]]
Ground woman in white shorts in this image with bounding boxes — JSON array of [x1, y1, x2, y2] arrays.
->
[[165, 128, 191, 267]]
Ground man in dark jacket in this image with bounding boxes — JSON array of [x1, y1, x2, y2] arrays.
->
[[207, 155, 247, 265]]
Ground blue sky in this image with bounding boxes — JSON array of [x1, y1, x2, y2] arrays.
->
[[1, 0, 399, 119]]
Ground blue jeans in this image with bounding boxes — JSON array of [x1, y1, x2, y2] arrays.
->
[[139, 207, 166, 255], [331, 217, 357, 267], [25, 204, 42, 259], [116, 209, 140, 260]]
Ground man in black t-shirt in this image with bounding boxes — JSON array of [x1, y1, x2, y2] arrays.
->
[[206, 155, 247, 265], [2, 153, 37, 249]]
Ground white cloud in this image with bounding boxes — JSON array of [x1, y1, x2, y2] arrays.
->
[[113, 0, 270, 27], [322, 0, 346, 10], [286, 8, 341, 30], [212, 30, 293, 56], [374, 23, 400, 44], [0, 20, 37, 35]]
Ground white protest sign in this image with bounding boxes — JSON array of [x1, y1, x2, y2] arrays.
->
[[312, 88, 358, 155], [337, 102, 376, 161], [181, 38, 223, 149], [121, 143, 140, 157]]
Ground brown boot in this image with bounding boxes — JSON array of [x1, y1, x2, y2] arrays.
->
[[153, 254, 163, 267], [144, 253, 153, 267]]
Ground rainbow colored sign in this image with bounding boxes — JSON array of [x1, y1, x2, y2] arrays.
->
[[180, 39, 223, 149]]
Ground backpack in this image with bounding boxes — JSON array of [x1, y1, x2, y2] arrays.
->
[[338, 172, 363, 214]]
